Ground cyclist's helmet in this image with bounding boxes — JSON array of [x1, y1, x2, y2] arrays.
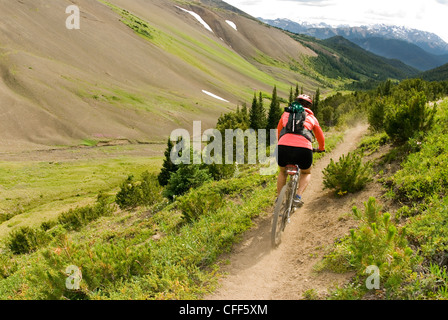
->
[[296, 94, 313, 108]]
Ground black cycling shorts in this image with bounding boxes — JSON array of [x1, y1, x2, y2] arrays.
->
[[276, 145, 313, 169]]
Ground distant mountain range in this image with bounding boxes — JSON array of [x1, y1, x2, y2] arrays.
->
[[259, 18, 448, 71]]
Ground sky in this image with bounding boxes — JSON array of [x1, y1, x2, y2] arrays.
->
[[223, 0, 448, 43]]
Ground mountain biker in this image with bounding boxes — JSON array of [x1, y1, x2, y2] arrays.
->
[[276, 94, 325, 207]]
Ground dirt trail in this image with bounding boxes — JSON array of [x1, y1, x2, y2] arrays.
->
[[206, 123, 377, 300]]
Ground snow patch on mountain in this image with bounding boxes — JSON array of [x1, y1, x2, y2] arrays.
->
[[225, 20, 237, 31], [202, 90, 229, 102], [175, 6, 214, 33]]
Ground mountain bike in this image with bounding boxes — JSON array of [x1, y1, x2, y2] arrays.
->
[[271, 148, 325, 248]]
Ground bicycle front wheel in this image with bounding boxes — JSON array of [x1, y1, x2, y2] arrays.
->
[[271, 183, 292, 248]]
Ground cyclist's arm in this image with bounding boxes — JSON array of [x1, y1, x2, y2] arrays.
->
[[313, 123, 325, 151], [277, 115, 285, 140]]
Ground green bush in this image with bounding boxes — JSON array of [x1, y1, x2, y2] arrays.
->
[[323, 151, 373, 196], [59, 194, 114, 231], [163, 164, 212, 200], [406, 197, 448, 263], [349, 198, 417, 291], [384, 92, 436, 143], [368, 98, 387, 132], [178, 188, 224, 223], [358, 131, 389, 155], [30, 237, 153, 299], [391, 130, 448, 202], [7, 226, 52, 255], [116, 171, 162, 209], [0, 252, 18, 278]]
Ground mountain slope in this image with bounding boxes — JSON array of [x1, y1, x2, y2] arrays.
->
[[291, 34, 419, 83], [418, 63, 448, 81], [260, 18, 448, 71], [0, 0, 318, 152], [350, 37, 448, 71]]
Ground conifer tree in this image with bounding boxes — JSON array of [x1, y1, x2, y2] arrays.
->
[[313, 88, 321, 116], [289, 86, 294, 104], [158, 138, 178, 186], [249, 91, 266, 130], [267, 86, 283, 130]]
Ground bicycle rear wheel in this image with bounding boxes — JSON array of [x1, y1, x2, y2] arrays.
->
[[271, 182, 292, 248]]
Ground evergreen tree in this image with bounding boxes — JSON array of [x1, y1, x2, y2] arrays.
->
[[259, 91, 267, 128], [158, 138, 178, 186], [313, 88, 321, 116], [241, 102, 248, 116], [289, 86, 294, 104], [267, 85, 283, 131], [249, 92, 266, 130]]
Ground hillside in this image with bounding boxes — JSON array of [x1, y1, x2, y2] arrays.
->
[[418, 63, 448, 81], [0, 0, 318, 153], [290, 34, 419, 83], [0, 0, 429, 154], [351, 37, 448, 71]]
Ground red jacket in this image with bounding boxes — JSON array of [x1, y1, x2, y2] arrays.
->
[[277, 108, 325, 151]]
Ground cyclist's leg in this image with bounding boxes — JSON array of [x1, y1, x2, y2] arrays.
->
[[295, 148, 313, 204], [277, 166, 287, 196], [297, 167, 312, 197], [276, 145, 289, 197]]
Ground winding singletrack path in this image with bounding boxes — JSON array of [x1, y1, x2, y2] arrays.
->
[[206, 124, 375, 300]]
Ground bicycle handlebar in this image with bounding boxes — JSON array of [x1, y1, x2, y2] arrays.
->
[[313, 148, 326, 153]]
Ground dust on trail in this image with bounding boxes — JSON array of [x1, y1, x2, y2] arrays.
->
[[205, 123, 375, 300]]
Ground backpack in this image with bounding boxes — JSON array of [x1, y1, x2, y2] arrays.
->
[[279, 102, 314, 142]]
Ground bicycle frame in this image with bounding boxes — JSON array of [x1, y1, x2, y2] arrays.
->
[[271, 164, 300, 248], [284, 165, 300, 221], [271, 148, 324, 248]]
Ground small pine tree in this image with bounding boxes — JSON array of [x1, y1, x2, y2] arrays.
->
[[249, 92, 266, 130], [158, 138, 178, 186], [289, 86, 294, 104], [313, 88, 321, 116], [267, 86, 283, 136], [259, 91, 266, 128], [163, 163, 212, 200]]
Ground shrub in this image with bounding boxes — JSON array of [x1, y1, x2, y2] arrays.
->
[[7, 226, 52, 255], [115, 175, 143, 209], [177, 188, 224, 223], [323, 151, 373, 196], [32, 237, 153, 299], [393, 131, 448, 202], [358, 131, 389, 156], [59, 194, 115, 230], [384, 92, 436, 143], [368, 98, 387, 132], [163, 164, 212, 200], [349, 198, 417, 291], [406, 197, 448, 264], [116, 171, 162, 209]]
